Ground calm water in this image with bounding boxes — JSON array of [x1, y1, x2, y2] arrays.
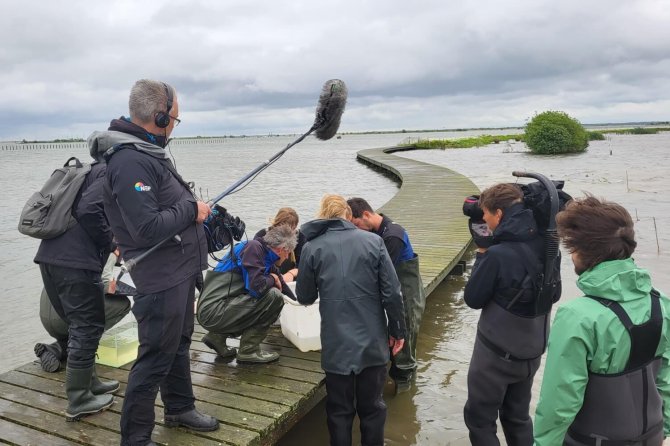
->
[[1, 131, 668, 445]]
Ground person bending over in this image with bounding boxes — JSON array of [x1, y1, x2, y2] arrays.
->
[[534, 196, 670, 445], [197, 224, 297, 363], [254, 207, 306, 280], [347, 197, 426, 393], [34, 248, 132, 372], [297, 194, 406, 446]]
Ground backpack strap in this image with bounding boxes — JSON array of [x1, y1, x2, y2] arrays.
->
[[586, 289, 662, 371], [64, 156, 83, 168], [498, 242, 542, 309]]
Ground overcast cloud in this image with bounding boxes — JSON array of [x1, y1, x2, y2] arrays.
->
[[1, 0, 669, 140]]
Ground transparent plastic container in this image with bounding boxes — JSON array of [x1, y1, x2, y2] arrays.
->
[[96, 319, 139, 368]]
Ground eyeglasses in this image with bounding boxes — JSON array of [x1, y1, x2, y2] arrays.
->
[[170, 115, 181, 126]]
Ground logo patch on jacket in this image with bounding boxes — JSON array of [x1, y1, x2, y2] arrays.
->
[[134, 182, 151, 192]]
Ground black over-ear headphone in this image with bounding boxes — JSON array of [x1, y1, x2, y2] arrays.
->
[[155, 82, 173, 129]]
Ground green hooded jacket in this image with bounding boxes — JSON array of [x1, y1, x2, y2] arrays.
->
[[534, 258, 670, 445]]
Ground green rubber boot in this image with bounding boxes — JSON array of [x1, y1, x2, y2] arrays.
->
[[65, 365, 114, 421], [90, 367, 119, 395], [202, 333, 237, 359], [236, 328, 279, 364]]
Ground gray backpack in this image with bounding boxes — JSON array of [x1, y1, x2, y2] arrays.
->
[[18, 156, 94, 239]]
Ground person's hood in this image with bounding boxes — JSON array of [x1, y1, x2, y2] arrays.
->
[[300, 218, 356, 241], [577, 257, 652, 303], [87, 118, 168, 161], [492, 202, 538, 243]]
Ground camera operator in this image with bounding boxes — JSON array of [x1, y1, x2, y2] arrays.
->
[[462, 184, 561, 445]]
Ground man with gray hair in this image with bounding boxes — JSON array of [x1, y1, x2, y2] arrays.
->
[[197, 224, 297, 363], [89, 79, 217, 445]]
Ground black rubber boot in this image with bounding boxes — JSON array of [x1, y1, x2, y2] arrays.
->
[[34, 340, 65, 373], [236, 327, 279, 364], [164, 408, 219, 432], [65, 365, 114, 421], [90, 367, 119, 395]]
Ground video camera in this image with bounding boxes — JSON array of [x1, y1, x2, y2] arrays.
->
[[462, 195, 494, 249], [463, 195, 484, 220], [204, 204, 246, 253]]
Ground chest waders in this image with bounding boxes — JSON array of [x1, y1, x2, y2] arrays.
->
[[477, 242, 550, 360], [566, 289, 664, 446]]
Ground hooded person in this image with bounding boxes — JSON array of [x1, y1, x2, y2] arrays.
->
[[297, 194, 407, 446], [463, 183, 561, 446]]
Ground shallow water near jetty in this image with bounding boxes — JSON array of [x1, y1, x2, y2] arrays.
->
[[280, 132, 670, 445], [1, 131, 668, 445]]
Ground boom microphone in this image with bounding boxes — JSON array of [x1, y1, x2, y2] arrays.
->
[[119, 79, 348, 277], [314, 79, 348, 140]]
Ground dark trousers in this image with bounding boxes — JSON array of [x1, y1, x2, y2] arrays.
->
[[120, 276, 197, 446], [325, 365, 387, 446], [39, 287, 130, 345], [39, 263, 105, 367], [463, 335, 540, 446]]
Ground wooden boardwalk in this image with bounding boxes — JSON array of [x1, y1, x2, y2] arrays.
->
[[0, 145, 478, 445], [357, 145, 478, 295]]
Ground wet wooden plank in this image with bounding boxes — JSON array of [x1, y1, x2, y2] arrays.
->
[[3, 368, 271, 437], [0, 381, 234, 445], [0, 418, 79, 446]]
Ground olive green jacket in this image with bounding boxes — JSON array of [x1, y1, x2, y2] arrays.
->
[[534, 258, 670, 445]]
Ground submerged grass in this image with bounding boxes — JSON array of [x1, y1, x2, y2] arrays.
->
[[411, 127, 670, 150], [413, 134, 524, 149]]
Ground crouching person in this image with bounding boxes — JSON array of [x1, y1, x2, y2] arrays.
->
[[197, 224, 297, 363], [297, 194, 406, 446], [35, 248, 132, 372]]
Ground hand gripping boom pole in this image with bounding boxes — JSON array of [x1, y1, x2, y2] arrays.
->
[[118, 80, 348, 279]]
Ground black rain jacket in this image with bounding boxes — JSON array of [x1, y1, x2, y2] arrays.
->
[[297, 218, 406, 375]]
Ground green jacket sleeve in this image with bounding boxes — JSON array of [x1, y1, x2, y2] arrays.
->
[[534, 305, 590, 446], [658, 294, 670, 436]]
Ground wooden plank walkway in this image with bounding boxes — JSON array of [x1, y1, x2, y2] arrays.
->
[[357, 145, 479, 295], [0, 145, 478, 445]]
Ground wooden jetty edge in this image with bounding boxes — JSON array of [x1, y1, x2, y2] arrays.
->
[[0, 145, 477, 446]]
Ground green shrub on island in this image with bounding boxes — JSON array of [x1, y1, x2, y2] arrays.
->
[[525, 111, 589, 154]]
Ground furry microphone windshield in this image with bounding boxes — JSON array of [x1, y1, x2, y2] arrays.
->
[[314, 79, 348, 140]]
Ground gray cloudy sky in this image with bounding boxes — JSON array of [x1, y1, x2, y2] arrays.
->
[[1, 0, 669, 141]]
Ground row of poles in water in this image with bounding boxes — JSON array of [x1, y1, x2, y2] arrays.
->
[[0, 138, 233, 151]]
